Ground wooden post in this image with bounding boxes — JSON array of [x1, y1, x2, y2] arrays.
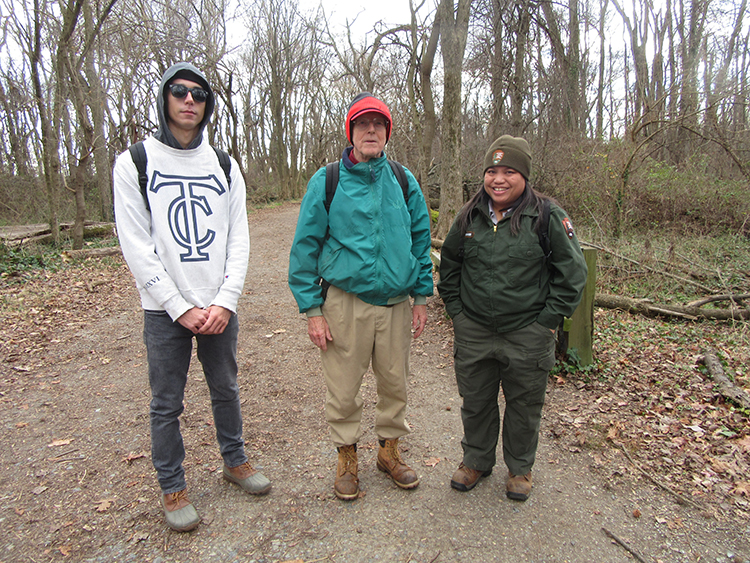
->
[[566, 248, 597, 365]]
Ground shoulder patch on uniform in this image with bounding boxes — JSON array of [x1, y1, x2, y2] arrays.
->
[[464, 231, 474, 239], [562, 217, 575, 239]]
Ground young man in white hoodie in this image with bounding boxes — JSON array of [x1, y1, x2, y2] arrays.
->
[[113, 62, 270, 532]]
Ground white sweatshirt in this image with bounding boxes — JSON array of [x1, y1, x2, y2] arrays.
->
[[113, 136, 250, 321]]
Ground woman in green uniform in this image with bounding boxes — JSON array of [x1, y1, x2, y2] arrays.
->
[[438, 135, 588, 500]]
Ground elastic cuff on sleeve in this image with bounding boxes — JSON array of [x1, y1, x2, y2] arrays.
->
[[536, 311, 561, 330], [164, 295, 193, 322], [413, 295, 427, 306], [305, 307, 323, 318]]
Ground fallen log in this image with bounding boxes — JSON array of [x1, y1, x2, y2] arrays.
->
[[0, 222, 115, 247], [595, 293, 750, 321], [700, 348, 750, 410]]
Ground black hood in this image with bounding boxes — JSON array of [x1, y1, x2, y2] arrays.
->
[[155, 62, 216, 150]]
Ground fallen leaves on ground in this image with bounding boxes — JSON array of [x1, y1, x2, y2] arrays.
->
[[550, 308, 750, 519]]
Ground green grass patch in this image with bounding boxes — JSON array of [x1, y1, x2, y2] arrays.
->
[[0, 241, 64, 280]]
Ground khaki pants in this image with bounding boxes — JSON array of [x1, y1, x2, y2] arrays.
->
[[321, 285, 412, 447]]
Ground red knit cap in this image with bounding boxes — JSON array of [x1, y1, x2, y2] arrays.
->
[[345, 92, 392, 143]]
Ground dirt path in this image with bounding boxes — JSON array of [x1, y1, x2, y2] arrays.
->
[[0, 202, 747, 562]]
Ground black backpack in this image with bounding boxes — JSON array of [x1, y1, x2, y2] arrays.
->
[[324, 159, 409, 212], [128, 141, 232, 212]]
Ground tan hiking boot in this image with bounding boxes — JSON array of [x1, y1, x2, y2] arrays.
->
[[506, 471, 532, 501], [223, 461, 272, 495], [450, 462, 492, 492], [162, 489, 200, 532], [376, 438, 419, 490], [334, 444, 359, 501]]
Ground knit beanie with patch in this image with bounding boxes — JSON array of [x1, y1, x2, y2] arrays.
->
[[483, 135, 532, 179], [345, 92, 392, 143]]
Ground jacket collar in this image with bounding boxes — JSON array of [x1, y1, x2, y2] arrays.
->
[[342, 146, 386, 171]]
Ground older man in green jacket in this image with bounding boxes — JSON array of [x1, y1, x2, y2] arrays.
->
[[288, 93, 433, 500]]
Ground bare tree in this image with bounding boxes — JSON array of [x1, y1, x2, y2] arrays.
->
[[27, 0, 63, 243], [404, 0, 439, 212], [539, 0, 585, 134], [435, 0, 472, 239], [595, 0, 608, 140], [236, 0, 332, 200]]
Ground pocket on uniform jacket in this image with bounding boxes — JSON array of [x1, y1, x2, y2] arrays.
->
[[462, 242, 479, 259], [508, 243, 545, 286]]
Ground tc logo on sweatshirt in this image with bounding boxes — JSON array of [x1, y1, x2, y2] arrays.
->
[[149, 171, 226, 262]]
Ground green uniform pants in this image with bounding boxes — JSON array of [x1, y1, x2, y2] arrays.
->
[[452, 311, 556, 475]]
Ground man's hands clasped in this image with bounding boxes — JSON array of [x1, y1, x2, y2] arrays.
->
[[177, 305, 232, 335]]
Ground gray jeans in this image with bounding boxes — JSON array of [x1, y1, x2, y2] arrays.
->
[[143, 310, 246, 494]]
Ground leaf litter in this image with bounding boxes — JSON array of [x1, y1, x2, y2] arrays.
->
[[0, 212, 748, 561]]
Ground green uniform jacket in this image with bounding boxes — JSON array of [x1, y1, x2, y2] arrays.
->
[[438, 199, 587, 332], [288, 149, 433, 314]]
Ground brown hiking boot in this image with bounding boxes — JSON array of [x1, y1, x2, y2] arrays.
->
[[376, 438, 419, 490], [334, 444, 359, 501], [506, 472, 532, 501], [162, 489, 200, 532], [223, 461, 272, 495], [450, 462, 492, 492]]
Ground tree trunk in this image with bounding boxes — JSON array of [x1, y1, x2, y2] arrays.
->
[[675, 0, 709, 162], [83, 1, 113, 222], [412, 4, 440, 213], [595, 0, 607, 140], [508, 0, 531, 137], [30, 0, 62, 245], [0, 81, 32, 176], [435, 0, 472, 240]]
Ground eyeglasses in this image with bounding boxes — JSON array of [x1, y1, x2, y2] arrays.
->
[[352, 117, 387, 130], [168, 83, 208, 103]]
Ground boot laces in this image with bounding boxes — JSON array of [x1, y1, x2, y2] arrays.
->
[[235, 461, 257, 475], [165, 489, 189, 507], [385, 440, 404, 464], [340, 447, 357, 474]]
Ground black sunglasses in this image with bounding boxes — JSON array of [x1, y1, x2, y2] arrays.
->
[[168, 83, 208, 103]]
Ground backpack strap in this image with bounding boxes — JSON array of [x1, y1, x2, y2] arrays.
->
[[536, 199, 552, 286], [128, 141, 150, 211], [324, 162, 339, 213], [387, 159, 409, 205], [213, 147, 232, 190]]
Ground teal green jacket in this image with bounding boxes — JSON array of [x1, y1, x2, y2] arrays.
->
[[438, 198, 587, 332], [288, 149, 433, 314]]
